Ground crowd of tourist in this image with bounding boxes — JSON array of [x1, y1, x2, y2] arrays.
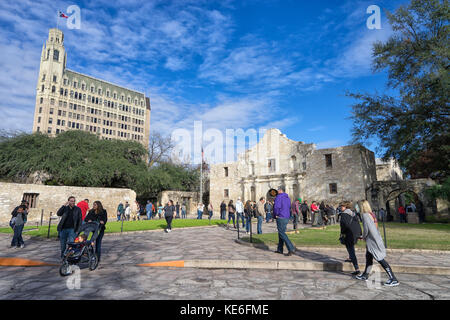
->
[[7, 190, 406, 287]]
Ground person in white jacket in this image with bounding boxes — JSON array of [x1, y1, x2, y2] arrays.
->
[[235, 197, 245, 229], [124, 202, 131, 221]]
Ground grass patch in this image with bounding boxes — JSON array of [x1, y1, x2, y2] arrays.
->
[[0, 219, 227, 238], [242, 222, 450, 251]]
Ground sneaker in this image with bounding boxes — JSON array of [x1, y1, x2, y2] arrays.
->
[[274, 250, 283, 254], [20, 244, 25, 249], [351, 270, 361, 276], [344, 258, 352, 262], [164, 229, 168, 233], [384, 278, 400, 287], [356, 273, 369, 281], [285, 251, 296, 256]]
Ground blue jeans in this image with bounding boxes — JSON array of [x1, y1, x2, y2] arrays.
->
[[147, 212, 151, 220], [96, 229, 104, 260], [257, 216, 263, 234], [221, 210, 226, 220], [245, 216, 251, 232], [237, 212, 245, 228], [276, 218, 295, 253], [266, 211, 272, 222], [181, 209, 186, 219], [208, 211, 213, 220], [11, 224, 24, 247], [197, 210, 202, 219], [59, 228, 76, 258], [227, 213, 236, 227]]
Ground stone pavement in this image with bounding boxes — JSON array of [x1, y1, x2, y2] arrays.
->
[[1, 222, 449, 300]]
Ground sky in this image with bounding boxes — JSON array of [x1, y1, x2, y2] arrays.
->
[[0, 0, 409, 163]]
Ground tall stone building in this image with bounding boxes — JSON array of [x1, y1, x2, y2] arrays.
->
[[32, 28, 151, 147], [210, 128, 378, 207]]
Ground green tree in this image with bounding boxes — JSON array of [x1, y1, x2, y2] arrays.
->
[[348, 0, 449, 179]]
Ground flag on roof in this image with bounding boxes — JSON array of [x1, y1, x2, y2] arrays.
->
[[59, 11, 68, 18]]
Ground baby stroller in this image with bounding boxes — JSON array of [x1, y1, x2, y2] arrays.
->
[[59, 221, 100, 276]]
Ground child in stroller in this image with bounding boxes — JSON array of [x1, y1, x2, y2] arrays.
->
[[59, 221, 100, 276]]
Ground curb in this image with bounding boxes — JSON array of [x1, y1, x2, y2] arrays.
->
[[235, 238, 450, 255], [136, 258, 450, 275], [232, 239, 450, 275]]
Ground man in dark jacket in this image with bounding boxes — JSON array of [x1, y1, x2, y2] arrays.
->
[[274, 186, 296, 256], [57, 196, 82, 258], [300, 201, 309, 224]]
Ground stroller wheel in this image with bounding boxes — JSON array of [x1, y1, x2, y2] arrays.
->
[[59, 261, 72, 277], [88, 252, 98, 271]]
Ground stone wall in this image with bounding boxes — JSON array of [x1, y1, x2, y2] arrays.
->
[[157, 191, 200, 216], [0, 182, 136, 226], [376, 158, 403, 181], [210, 129, 378, 209]]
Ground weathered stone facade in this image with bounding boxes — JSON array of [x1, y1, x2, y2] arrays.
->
[[0, 182, 136, 226], [210, 129, 377, 209], [376, 158, 403, 181], [157, 191, 200, 216]]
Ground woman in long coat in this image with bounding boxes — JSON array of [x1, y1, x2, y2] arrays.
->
[[356, 200, 399, 287]]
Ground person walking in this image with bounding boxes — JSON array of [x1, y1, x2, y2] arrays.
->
[[208, 203, 214, 220], [378, 207, 386, 222], [157, 203, 163, 219], [76, 199, 89, 223], [197, 203, 204, 219], [85, 201, 108, 263], [256, 197, 265, 234], [57, 196, 82, 259], [300, 200, 309, 224], [339, 201, 362, 276], [291, 198, 300, 233], [227, 200, 236, 229], [164, 200, 175, 233], [235, 197, 245, 228], [244, 200, 253, 234], [124, 202, 131, 221], [117, 202, 124, 221], [311, 201, 320, 227], [146, 200, 153, 220], [264, 200, 273, 223], [220, 201, 227, 220], [10, 204, 28, 249], [273, 186, 296, 256], [356, 200, 399, 286], [398, 205, 407, 223], [176, 202, 180, 219], [319, 201, 327, 226], [181, 203, 187, 219]]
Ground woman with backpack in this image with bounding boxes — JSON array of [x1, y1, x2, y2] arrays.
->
[[227, 200, 236, 229], [10, 204, 28, 249], [356, 200, 399, 286], [339, 201, 362, 276]]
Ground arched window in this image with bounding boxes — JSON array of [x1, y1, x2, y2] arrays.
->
[[53, 49, 59, 61]]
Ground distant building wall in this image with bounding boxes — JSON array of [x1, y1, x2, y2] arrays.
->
[[0, 182, 136, 225], [157, 191, 199, 216]]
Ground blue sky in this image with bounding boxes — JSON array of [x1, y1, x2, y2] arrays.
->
[[0, 0, 408, 162]]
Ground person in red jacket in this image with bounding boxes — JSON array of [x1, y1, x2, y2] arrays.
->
[[398, 205, 407, 223], [77, 199, 90, 222]]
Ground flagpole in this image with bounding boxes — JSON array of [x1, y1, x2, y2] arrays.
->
[[200, 145, 203, 205], [56, 11, 59, 29]]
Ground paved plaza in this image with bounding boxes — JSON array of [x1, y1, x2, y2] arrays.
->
[[1, 222, 449, 300]]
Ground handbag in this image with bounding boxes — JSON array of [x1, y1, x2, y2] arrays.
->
[[9, 217, 16, 229]]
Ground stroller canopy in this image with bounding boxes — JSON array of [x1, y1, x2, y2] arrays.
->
[[77, 221, 100, 243]]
